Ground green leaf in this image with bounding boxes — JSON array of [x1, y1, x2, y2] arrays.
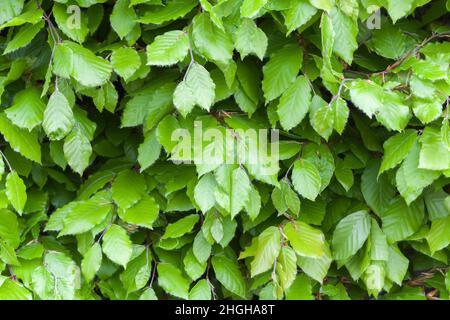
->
[[419, 126, 450, 171], [361, 160, 396, 216], [276, 246, 297, 291], [81, 243, 102, 282], [102, 224, 133, 268], [122, 195, 159, 229], [310, 0, 335, 12], [369, 218, 389, 261], [262, 44, 303, 103], [122, 82, 175, 128], [380, 197, 425, 243], [369, 24, 415, 59], [235, 18, 268, 60], [140, 288, 157, 300], [332, 97, 349, 135], [386, 245, 409, 285], [297, 243, 332, 283], [183, 248, 206, 281], [111, 47, 141, 81], [137, 130, 161, 171], [427, 215, 450, 253], [349, 80, 383, 118], [189, 279, 211, 300], [250, 226, 281, 277], [332, 211, 371, 261], [111, 170, 147, 209], [385, 0, 416, 22], [0, 0, 24, 25], [5, 171, 26, 215], [59, 197, 112, 236], [192, 13, 233, 64], [413, 98, 443, 124], [330, 7, 358, 64], [4, 20, 44, 54], [311, 103, 335, 141], [53, 3, 88, 43], [277, 76, 312, 131], [396, 142, 440, 205], [41, 251, 79, 300], [240, 0, 268, 18], [211, 254, 246, 298], [0, 279, 31, 300], [376, 91, 411, 132], [285, 274, 313, 300], [380, 130, 418, 174], [120, 248, 151, 293], [5, 88, 45, 131], [284, 221, 325, 258], [229, 167, 252, 218], [43, 91, 75, 141], [161, 214, 199, 239], [194, 173, 217, 213], [110, 0, 137, 39], [0, 209, 20, 247], [284, 0, 318, 35], [63, 126, 92, 175], [138, 0, 196, 25], [291, 159, 321, 201], [0, 113, 41, 163], [174, 63, 215, 116], [146, 30, 189, 66], [157, 262, 190, 299], [53, 41, 112, 87]]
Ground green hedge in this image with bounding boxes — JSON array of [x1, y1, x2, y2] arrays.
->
[[0, 0, 449, 300]]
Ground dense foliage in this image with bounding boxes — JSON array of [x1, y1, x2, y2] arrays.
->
[[0, 0, 449, 300]]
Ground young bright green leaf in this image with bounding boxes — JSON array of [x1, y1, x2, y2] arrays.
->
[[284, 0, 318, 35], [157, 262, 190, 299], [146, 30, 189, 66], [53, 41, 112, 87], [111, 47, 141, 81], [5, 171, 26, 215], [194, 173, 217, 213], [235, 18, 268, 60], [277, 76, 312, 131], [192, 13, 233, 64], [63, 126, 92, 175], [332, 211, 371, 261], [291, 159, 321, 201], [81, 243, 102, 282], [240, 0, 268, 18], [122, 195, 159, 229], [211, 254, 246, 298], [43, 90, 75, 141], [380, 130, 418, 174], [262, 44, 303, 103], [161, 214, 199, 239], [250, 226, 281, 277], [111, 169, 147, 209], [0, 113, 41, 163], [174, 63, 216, 115], [5, 88, 45, 131], [110, 0, 137, 39], [53, 3, 88, 43], [380, 197, 425, 243], [102, 224, 133, 268], [284, 221, 325, 258], [3, 20, 44, 54], [137, 130, 161, 172]]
